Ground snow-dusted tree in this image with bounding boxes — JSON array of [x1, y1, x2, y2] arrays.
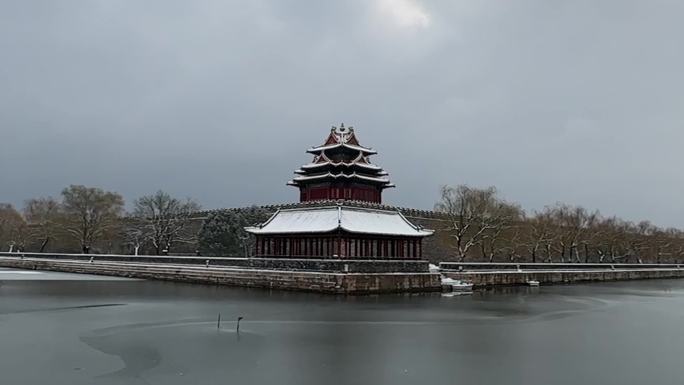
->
[[521, 209, 556, 263], [132, 190, 201, 255], [592, 217, 625, 262], [478, 203, 523, 262], [23, 197, 62, 252], [61, 185, 124, 254], [626, 221, 658, 264], [545, 204, 599, 263], [122, 217, 147, 256], [198, 206, 271, 257], [435, 185, 521, 261], [0, 203, 28, 252]]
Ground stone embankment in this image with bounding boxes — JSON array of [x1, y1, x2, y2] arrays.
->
[[0, 253, 440, 294], [3, 253, 684, 293], [0, 252, 429, 273], [440, 262, 684, 287]]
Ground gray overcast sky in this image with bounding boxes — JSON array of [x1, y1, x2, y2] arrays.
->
[[1, 1, 683, 227]]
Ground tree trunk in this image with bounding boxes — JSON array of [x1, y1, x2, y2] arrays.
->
[[457, 252, 467, 262], [39, 237, 50, 253], [584, 244, 590, 263], [560, 244, 566, 263]]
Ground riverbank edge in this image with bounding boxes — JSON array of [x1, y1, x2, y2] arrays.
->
[[442, 268, 684, 287], [0, 256, 442, 294]]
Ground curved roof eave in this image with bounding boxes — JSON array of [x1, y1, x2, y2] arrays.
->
[[306, 143, 377, 155]]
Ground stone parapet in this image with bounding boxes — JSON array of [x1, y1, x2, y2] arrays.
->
[[439, 262, 683, 271]]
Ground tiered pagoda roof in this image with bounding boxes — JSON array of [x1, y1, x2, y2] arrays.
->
[[288, 124, 394, 202]]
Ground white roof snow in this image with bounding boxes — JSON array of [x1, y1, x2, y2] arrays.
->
[[245, 206, 433, 237], [307, 143, 377, 155], [299, 161, 382, 171], [288, 172, 394, 185]]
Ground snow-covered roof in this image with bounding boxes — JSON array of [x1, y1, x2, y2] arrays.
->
[[307, 142, 377, 155], [288, 172, 395, 187], [245, 206, 433, 237], [299, 160, 382, 171], [307, 124, 376, 155]]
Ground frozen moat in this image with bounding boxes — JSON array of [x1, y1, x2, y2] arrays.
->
[[1, 267, 684, 385]]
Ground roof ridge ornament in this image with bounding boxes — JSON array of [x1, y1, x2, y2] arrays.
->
[[328, 123, 356, 144]]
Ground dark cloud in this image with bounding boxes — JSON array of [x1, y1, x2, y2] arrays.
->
[[1, 0, 682, 226]]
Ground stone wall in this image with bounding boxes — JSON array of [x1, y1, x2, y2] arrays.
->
[[0, 252, 429, 273], [439, 262, 683, 271], [0, 256, 441, 294], [443, 268, 684, 287]]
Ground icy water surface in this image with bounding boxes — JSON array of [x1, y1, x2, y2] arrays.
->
[[1, 266, 684, 385]]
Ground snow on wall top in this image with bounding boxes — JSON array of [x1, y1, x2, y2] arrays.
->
[[245, 206, 433, 237]]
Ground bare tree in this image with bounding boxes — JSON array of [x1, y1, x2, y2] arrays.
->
[[628, 221, 657, 264], [61, 185, 124, 254], [479, 204, 523, 262], [563, 205, 599, 263], [432, 184, 684, 264], [523, 209, 556, 263], [499, 225, 524, 262], [0, 204, 28, 252], [23, 197, 62, 252], [543, 204, 599, 262], [593, 217, 623, 262], [122, 217, 147, 256], [435, 185, 521, 261], [132, 190, 201, 255], [668, 229, 684, 264]]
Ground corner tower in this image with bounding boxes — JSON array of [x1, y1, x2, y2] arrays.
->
[[287, 124, 395, 203]]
